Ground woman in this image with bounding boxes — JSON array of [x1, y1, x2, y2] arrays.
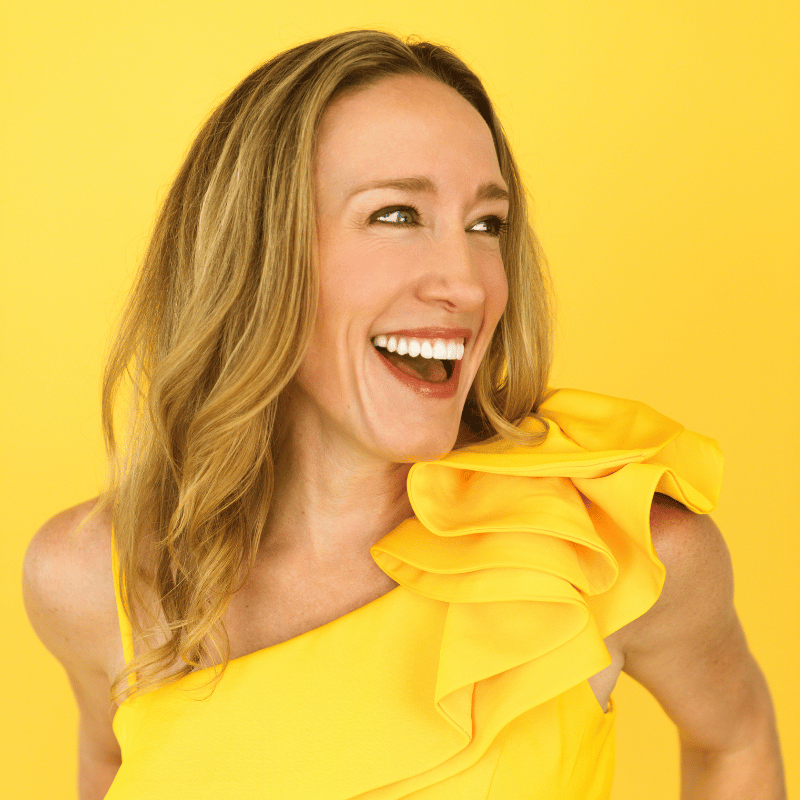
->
[[23, 29, 785, 799]]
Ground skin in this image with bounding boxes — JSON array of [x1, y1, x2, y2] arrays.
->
[[22, 75, 786, 799]]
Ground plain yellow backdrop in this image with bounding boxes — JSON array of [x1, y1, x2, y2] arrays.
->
[[2, 1, 797, 797]]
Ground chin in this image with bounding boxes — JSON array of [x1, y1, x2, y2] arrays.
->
[[374, 425, 460, 464]]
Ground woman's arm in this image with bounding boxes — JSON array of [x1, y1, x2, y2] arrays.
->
[[22, 500, 123, 800], [618, 494, 786, 799]]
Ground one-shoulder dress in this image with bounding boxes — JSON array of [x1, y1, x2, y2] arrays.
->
[[104, 387, 723, 799]]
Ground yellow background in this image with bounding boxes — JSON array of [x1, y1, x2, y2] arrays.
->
[[2, 1, 797, 796]]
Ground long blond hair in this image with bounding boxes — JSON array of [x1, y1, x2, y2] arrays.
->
[[99, 29, 554, 702]]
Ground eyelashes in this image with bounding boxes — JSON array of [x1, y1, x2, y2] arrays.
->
[[470, 215, 509, 237], [371, 205, 508, 237]]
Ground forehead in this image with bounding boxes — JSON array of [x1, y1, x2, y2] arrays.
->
[[314, 74, 504, 195]]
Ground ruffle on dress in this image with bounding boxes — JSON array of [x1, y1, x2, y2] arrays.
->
[[371, 386, 723, 750]]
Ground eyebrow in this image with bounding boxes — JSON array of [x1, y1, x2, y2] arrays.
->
[[348, 176, 509, 204]]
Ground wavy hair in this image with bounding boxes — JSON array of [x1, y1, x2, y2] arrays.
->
[[98, 29, 555, 702]]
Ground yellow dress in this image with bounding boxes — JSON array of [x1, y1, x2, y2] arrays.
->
[[106, 388, 723, 799]]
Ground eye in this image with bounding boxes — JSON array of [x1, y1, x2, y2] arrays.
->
[[372, 206, 419, 226], [469, 215, 508, 237]]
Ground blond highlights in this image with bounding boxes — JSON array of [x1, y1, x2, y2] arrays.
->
[[98, 29, 554, 702]]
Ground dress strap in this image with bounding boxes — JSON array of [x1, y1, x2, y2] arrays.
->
[[110, 527, 136, 674]]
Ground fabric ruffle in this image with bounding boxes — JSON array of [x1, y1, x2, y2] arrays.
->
[[371, 386, 723, 747]]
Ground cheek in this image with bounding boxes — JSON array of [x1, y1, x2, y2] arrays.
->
[[315, 241, 370, 322], [310, 243, 398, 366], [318, 234, 405, 302]]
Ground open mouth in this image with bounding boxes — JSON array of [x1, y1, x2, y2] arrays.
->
[[371, 335, 463, 384], [374, 346, 455, 383]]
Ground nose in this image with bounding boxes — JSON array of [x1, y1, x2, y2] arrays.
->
[[415, 229, 490, 312]]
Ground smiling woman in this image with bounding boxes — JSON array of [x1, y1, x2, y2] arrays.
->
[[21, 29, 785, 800], [300, 72, 511, 450]]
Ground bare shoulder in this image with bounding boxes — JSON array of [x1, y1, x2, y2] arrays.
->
[[615, 492, 734, 656], [22, 498, 120, 677], [24, 499, 126, 790], [648, 492, 731, 580]]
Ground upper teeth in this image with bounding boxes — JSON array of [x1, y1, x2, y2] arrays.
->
[[372, 335, 465, 360]]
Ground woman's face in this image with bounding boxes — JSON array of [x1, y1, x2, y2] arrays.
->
[[289, 73, 509, 463]]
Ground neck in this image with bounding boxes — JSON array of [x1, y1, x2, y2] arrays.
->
[[261, 416, 415, 566]]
